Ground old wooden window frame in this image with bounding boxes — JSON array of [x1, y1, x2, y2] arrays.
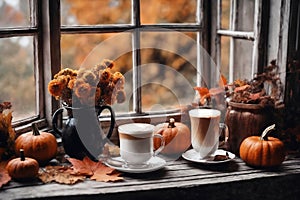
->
[[213, 0, 269, 83], [0, 0, 52, 133], [1, 0, 293, 132]]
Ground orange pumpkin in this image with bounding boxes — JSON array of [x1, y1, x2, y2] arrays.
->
[[15, 123, 57, 166], [154, 118, 191, 155], [6, 149, 39, 180], [239, 124, 285, 168]]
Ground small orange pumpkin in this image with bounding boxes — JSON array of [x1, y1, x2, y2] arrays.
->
[[154, 118, 191, 155], [15, 123, 57, 165], [239, 124, 286, 168], [6, 149, 39, 180]]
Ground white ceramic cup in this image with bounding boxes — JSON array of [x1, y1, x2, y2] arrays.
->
[[189, 108, 226, 159], [118, 123, 165, 168]]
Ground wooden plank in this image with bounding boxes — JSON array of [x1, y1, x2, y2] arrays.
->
[[2, 166, 300, 199], [2, 156, 300, 199]]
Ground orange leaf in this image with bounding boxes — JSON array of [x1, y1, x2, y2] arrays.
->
[[0, 161, 11, 188], [68, 157, 123, 182], [91, 162, 123, 182], [67, 157, 94, 176], [234, 85, 250, 93], [194, 87, 209, 97], [219, 74, 227, 87]]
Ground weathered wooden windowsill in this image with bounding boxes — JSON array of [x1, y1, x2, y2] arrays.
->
[[1, 153, 300, 200]]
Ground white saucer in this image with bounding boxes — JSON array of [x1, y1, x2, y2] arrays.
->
[[182, 149, 235, 164], [104, 156, 166, 173]]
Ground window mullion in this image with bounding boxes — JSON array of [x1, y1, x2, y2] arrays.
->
[[197, 0, 209, 87], [42, 0, 61, 125], [216, 0, 222, 78], [132, 0, 142, 114], [196, 0, 203, 86], [35, 0, 43, 120], [251, 0, 262, 77], [228, 0, 237, 83]]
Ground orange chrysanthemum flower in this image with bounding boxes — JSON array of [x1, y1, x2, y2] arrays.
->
[[48, 79, 65, 97], [74, 82, 92, 99]]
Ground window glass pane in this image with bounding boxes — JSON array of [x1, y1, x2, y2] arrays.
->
[[0, 0, 31, 28], [233, 38, 253, 80], [140, 32, 197, 111], [61, 33, 132, 69], [61, 0, 132, 25], [61, 33, 132, 114], [221, 0, 230, 30], [220, 36, 230, 80], [0, 36, 36, 121], [236, 0, 255, 31], [140, 0, 198, 24]]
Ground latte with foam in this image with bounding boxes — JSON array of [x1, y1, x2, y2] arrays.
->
[[189, 109, 221, 158], [118, 123, 164, 167]]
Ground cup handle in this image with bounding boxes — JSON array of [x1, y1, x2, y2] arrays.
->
[[153, 134, 165, 156], [219, 123, 229, 148], [52, 107, 65, 136], [96, 105, 115, 139]]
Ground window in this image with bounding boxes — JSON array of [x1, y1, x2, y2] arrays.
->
[[0, 0, 42, 125], [0, 1, 294, 131], [212, 0, 268, 83]]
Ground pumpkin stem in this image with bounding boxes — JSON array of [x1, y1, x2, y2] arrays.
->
[[32, 123, 41, 136], [20, 149, 25, 161], [168, 118, 176, 128], [260, 124, 276, 140]]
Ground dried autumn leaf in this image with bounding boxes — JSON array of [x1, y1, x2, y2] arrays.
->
[[91, 162, 123, 182], [194, 87, 211, 105], [249, 92, 262, 101], [38, 165, 85, 185], [67, 157, 94, 176], [0, 161, 11, 188], [0, 102, 12, 113], [219, 74, 227, 87], [194, 87, 209, 97], [68, 156, 123, 182], [0, 107, 16, 160], [233, 79, 248, 87], [234, 84, 250, 93]]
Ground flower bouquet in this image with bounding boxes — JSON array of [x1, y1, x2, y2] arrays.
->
[[48, 59, 126, 107]]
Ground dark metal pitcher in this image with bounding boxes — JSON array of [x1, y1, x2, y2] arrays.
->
[[52, 105, 115, 161]]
